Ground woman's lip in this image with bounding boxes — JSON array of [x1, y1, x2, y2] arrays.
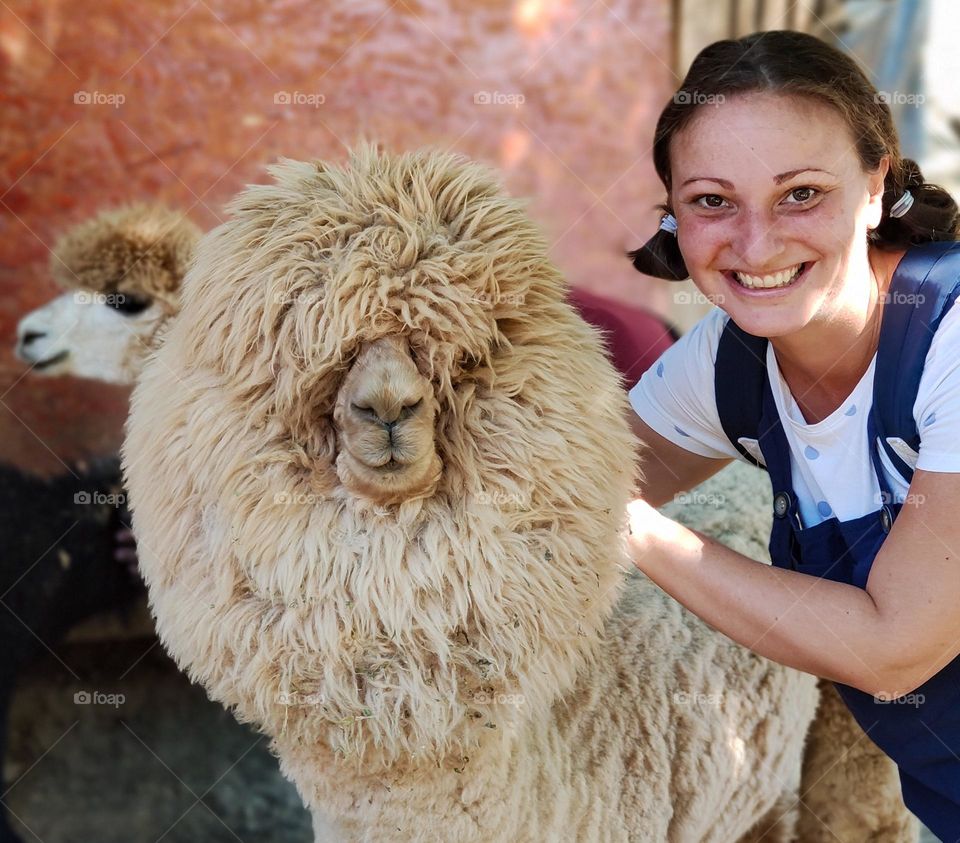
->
[[722, 262, 814, 297]]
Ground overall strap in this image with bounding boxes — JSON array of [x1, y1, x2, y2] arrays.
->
[[714, 318, 769, 470], [874, 241, 960, 484]]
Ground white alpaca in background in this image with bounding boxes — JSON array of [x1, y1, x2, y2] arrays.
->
[[15, 204, 199, 384]]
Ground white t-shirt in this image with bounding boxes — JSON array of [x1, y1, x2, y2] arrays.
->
[[629, 305, 960, 529]]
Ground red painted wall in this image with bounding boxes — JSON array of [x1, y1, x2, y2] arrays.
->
[[0, 1, 673, 473]]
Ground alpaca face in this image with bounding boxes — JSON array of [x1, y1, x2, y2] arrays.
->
[[332, 335, 442, 505], [14, 204, 198, 386], [16, 290, 160, 385]]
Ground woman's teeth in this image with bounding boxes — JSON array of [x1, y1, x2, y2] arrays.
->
[[733, 263, 804, 289]]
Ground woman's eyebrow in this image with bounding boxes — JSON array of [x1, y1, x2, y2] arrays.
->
[[773, 167, 836, 183], [679, 168, 836, 189]]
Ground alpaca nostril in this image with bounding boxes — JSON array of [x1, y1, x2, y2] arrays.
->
[[21, 330, 45, 345], [352, 397, 422, 428]]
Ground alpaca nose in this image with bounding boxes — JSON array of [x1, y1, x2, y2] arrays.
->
[[352, 396, 421, 429], [20, 330, 46, 346]]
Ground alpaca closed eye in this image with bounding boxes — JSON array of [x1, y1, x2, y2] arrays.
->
[[107, 293, 152, 316], [400, 399, 423, 419]]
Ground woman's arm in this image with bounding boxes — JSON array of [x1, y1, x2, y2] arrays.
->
[[626, 467, 960, 698], [630, 413, 733, 507]]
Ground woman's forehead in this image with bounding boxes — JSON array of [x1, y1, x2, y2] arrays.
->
[[671, 93, 858, 182]]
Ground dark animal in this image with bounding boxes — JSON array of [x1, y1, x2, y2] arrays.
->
[[0, 457, 142, 843]]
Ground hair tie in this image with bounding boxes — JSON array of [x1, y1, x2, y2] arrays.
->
[[659, 213, 678, 235], [890, 190, 914, 219]]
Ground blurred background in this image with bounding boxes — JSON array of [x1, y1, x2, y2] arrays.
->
[[0, 1, 956, 840]]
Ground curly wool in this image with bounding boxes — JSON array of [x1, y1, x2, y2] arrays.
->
[[51, 203, 200, 315], [123, 146, 818, 841]]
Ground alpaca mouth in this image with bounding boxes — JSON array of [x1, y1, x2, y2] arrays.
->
[[372, 454, 412, 473], [349, 447, 414, 473], [32, 350, 70, 370]]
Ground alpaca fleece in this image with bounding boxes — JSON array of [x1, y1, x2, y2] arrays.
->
[[124, 147, 818, 841], [51, 203, 200, 315]]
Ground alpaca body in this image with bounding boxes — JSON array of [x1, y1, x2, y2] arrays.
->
[[278, 570, 816, 843]]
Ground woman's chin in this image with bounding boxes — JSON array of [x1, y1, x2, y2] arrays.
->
[[723, 306, 814, 339]]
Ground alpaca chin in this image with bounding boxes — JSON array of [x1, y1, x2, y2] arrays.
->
[[335, 450, 442, 505]]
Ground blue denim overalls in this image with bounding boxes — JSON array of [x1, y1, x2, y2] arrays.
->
[[714, 241, 960, 841]]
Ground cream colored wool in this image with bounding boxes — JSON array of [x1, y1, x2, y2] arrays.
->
[[122, 147, 897, 841]]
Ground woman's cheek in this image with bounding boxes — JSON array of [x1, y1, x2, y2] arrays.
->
[[678, 218, 727, 273]]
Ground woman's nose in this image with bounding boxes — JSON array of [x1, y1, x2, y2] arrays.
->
[[730, 211, 787, 270]]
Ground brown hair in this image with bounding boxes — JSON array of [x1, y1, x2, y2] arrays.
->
[[629, 30, 959, 281]]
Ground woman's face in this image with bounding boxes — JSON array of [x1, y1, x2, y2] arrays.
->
[[669, 92, 889, 338]]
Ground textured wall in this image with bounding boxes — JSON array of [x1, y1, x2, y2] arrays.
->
[[0, 0, 674, 471]]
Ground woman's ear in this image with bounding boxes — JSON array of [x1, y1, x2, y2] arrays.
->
[[865, 155, 891, 231]]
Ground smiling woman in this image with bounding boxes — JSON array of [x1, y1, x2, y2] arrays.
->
[[625, 29, 960, 840]]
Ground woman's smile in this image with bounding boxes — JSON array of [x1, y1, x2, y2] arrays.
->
[[721, 260, 816, 297]]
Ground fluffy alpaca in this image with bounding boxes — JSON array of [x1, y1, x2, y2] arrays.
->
[[123, 147, 821, 841], [796, 682, 920, 841], [15, 204, 200, 384]]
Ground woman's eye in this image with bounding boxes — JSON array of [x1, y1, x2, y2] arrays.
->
[[784, 186, 819, 205], [694, 194, 727, 209]]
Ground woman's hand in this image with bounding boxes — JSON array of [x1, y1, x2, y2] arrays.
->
[[624, 497, 681, 571]]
